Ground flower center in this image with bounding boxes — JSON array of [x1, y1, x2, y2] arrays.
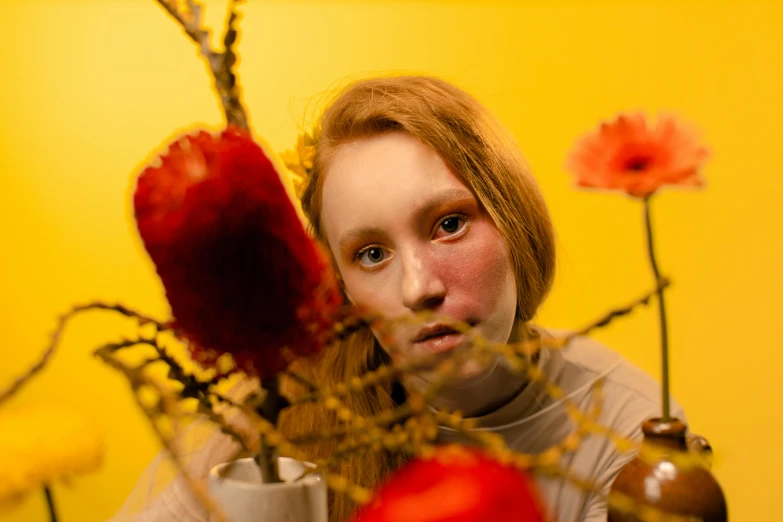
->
[[625, 156, 651, 172]]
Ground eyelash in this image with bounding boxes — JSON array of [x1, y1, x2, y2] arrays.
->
[[433, 213, 467, 237], [352, 214, 468, 268], [353, 244, 386, 267]]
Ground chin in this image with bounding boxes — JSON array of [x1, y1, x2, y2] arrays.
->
[[418, 354, 497, 389]]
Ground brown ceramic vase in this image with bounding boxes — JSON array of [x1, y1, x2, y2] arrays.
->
[[607, 418, 727, 522]]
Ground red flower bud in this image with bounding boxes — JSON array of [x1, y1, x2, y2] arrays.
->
[[133, 126, 342, 377], [350, 446, 545, 522]]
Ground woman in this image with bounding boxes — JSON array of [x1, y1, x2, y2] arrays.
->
[[113, 75, 683, 522]]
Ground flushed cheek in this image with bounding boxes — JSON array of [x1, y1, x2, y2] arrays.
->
[[459, 246, 511, 303], [438, 225, 516, 322]]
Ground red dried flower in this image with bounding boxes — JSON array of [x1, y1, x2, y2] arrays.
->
[[349, 446, 545, 522], [133, 126, 342, 378], [568, 113, 708, 198]]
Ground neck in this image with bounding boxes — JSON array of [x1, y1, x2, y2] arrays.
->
[[425, 319, 533, 418], [426, 356, 529, 417]]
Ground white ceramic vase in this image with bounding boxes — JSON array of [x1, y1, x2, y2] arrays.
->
[[208, 457, 328, 522]]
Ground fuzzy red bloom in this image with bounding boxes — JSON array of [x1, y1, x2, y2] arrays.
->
[[568, 113, 708, 198], [349, 446, 545, 522], [133, 126, 342, 377]]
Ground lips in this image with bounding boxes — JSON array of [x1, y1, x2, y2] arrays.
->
[[411, 322, 475, 356], [413, 324, 460, 343]]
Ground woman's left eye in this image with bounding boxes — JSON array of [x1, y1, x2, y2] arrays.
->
[[436, 215, 465, 236]]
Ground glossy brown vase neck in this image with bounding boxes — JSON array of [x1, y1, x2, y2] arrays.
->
[[641, 417, 688, 450]]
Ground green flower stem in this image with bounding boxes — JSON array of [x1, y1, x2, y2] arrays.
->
[[643, 196, 671, 422], [44, 485, 58, 522]]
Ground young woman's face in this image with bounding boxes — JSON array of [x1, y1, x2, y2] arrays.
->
[[320, 132, 518, 382]]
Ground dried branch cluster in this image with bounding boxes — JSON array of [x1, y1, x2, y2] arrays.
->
[[2, 280, 700, 522]]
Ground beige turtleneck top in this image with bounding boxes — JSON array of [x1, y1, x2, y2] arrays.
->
[[438, 331, 686, 522]]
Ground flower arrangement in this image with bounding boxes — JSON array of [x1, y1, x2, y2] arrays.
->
[[0, 1, 724, 521], [567, 114, 726, 522]]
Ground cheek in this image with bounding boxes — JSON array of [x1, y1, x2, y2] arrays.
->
[[441, 223, 516, 315], [459, 241, 512, 288], [340, 267, 399, 313]]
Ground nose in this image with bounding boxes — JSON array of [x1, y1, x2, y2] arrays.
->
[[400, 251, 446, 311]]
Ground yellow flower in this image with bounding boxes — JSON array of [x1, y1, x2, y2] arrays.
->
[[280, 131, 317, 199], [0, 405, 104, 509]]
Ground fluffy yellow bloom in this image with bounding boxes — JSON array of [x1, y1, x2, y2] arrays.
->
[[0, 405, 104, 508], [280, 131, 316, 199]]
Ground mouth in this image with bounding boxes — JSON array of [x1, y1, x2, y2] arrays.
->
[[412, 322, 476, 354]]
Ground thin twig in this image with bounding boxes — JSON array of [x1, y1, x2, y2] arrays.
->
[[0, 302, 167, 407], [564, 278, 671, 342], [233, 401, 374, 504], [96, 343, 228, 522], [195, 401, 255, 455], [288, 403, 413, 445], [154, 0, 249, 128], [289, 341, 485, 406], [115, 337, 256, 455]]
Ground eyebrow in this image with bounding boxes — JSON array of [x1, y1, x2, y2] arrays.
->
[[337, 187, 476, 256], [338, 226, 387, 257], [411, 187, 476, 224]]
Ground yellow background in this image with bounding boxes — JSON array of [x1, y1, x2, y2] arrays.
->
[[1, 0, 781, 520]]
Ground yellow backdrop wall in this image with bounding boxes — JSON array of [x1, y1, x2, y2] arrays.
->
[[1, 1, 781, 520]]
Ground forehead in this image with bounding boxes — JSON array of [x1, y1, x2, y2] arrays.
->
[[320, 133, 469, 234]]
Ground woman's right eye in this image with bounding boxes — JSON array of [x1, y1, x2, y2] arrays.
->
[[356, 246, 387, 267]]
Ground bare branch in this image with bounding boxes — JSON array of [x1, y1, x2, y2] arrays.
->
[[96, 343, 228, 522], [564, 278, 671, 343], [154, 0, 249, 129], [0, 302, 168, 407]]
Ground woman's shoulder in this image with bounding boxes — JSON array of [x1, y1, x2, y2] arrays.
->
[[538, 327, 685, 420]]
